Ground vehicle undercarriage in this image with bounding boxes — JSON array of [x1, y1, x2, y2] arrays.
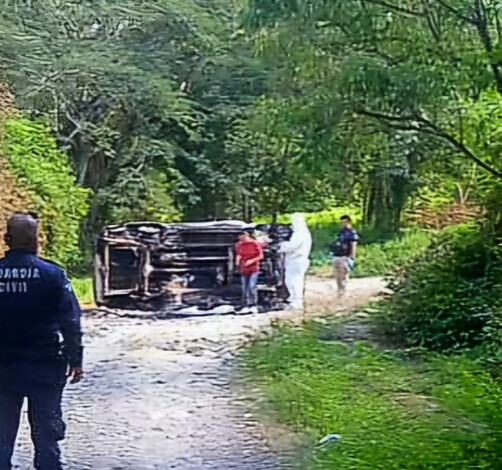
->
[[93, 221, 292, 313]]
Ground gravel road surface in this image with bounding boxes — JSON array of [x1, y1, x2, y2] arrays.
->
[[11, 277, 384, 469]]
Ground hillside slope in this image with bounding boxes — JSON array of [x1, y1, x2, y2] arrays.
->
[[0, 83, 34, 256]]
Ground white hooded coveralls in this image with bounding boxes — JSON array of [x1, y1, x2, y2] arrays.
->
[[279, 213, 312, 310]]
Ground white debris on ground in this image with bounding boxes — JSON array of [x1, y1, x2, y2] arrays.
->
[[12, 276, 384, 470]]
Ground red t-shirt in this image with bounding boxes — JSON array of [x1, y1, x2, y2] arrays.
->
[[235, 239, 263, 275]]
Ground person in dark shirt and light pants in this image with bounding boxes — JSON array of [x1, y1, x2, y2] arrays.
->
[[330, 215, 358, 295]]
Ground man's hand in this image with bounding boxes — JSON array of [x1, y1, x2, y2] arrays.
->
[[244, 259, 256, 267], [67, 367, 84, 384]]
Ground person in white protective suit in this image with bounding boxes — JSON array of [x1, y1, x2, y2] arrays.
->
[[279, 213, 312, 310]]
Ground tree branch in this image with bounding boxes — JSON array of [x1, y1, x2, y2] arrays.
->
[[495, 4, 502, 45], [356, 108, 502, 178], [362, 46, 404, 65], [433, 0, 477, 24], [364, 0, 423, 17], [434, 0, 502, 93], [422, 0, 441, 41], [473, 0, 502, 94]]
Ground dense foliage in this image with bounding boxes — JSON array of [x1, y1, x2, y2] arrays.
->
[[1, 1, 499, 235], [0, 1, 500, 332], [0, 84, 35, 257], [0, 0, 266, 226], [378, 224, 501, 352], [1, 3, 500, 465], [243, 0, 502, 233], [2, 117, 91, 266]]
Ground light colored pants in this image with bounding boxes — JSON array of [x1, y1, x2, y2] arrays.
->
[[332, 257, 353, 293], [284, 257, 310, 309], [241, 272, 259, 306]]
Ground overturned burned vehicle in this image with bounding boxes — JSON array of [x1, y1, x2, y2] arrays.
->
[[93, 221, 292, 313]]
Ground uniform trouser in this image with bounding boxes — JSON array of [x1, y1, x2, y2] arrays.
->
[[332, 256, 353, 292], [241, 272, 259, 306], [284, 257, 310, 309], [0, 384, 65, 470]]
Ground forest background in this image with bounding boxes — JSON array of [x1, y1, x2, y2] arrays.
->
[[0, 2, 500, 467]]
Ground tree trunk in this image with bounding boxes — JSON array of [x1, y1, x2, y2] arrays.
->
[[365, 170, 408, 239]]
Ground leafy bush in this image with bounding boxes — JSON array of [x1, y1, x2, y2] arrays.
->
[[378, 224, 502, 352], [354, 229, 434, 277], [3, 117, 91, 268], [244, 322, 501, 470], [71, 276, 94, 305]]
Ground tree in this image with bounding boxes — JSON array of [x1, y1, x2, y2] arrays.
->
[[0, 0, 238, 225], [243, 0, 502, 233]]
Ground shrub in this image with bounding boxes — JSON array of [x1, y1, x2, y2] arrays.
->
[[378, 224, 502, 352], [71, 277, 94, 305], [354, 229, 434, 277], [3, 117, 91, 268]]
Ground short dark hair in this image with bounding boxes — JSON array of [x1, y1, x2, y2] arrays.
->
[[340, 215, 352, 223], [6, 213, 39, 250], [13, 211, 38, 221]]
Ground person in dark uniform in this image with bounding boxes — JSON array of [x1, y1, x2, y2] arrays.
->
[[0, 213, 84, 470], [329, 215, 358, 294]]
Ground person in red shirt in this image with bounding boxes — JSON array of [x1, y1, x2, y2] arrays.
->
[[235, 230, 264, 307]]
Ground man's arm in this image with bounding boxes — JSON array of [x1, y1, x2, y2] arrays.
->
[[56, 270, 84, 383], [279, 232, 302, 255], [348, 231, 358, 259], [244, 242, 264, 266], [235, 243, 241, 266], [257, 243, 264, 261]]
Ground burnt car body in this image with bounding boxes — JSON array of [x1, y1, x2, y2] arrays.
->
[[93, 221, 292, 312]]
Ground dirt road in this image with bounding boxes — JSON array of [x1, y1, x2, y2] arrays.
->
[[12, 276, 384, 470]]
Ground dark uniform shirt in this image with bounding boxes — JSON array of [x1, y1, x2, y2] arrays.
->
[[338, 227, 358, 257], [0, 249, 83, 390], [329, 227, 358, 258]]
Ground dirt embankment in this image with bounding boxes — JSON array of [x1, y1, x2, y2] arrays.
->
[[0, 84, 34, 256]]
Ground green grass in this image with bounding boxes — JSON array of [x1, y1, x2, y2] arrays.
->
[[243, 321, 501, 469], [71, 276, 94, 305], [311, 229, 434, 278]]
